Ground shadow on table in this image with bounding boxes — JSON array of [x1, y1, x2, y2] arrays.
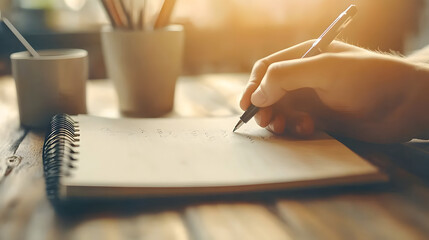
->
[[53, 181, 390, 219]]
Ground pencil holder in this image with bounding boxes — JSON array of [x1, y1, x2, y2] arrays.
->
[[101, 25, 184, 117]]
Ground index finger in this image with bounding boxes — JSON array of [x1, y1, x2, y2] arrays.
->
[[240, 40, 316, 110], [239, 40, 359, 110]]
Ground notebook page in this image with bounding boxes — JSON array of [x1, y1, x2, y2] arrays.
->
[[64, 115, 381, 188]]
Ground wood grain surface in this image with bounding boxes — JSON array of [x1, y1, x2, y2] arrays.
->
[[0, 75, 428, 240]]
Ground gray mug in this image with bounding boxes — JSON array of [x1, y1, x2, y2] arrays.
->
[[11, 49, 88, 128]]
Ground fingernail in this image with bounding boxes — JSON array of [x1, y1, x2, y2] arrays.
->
[[251, 90, 267, 106]]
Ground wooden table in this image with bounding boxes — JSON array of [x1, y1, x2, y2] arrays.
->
[[1, 74, 428, 240]]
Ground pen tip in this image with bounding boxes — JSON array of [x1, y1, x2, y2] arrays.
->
[[233, 120, 244, 132]]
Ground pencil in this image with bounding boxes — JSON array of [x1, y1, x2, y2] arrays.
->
[[137, 8, 144, 30], [140, 0, 147, 30], [154, 0, 177, 29], [118, 0, 133, 29], [105, 0, 126, 28], [100, 0, 117, 27], [129, 0, 134, 29]]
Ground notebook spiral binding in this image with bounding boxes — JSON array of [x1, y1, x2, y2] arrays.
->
[[42, 114, 80, 203]]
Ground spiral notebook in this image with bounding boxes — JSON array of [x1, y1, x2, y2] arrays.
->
[[43, 114, 387, 202]]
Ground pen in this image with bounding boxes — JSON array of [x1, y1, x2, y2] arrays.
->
[[154, 0, 177, 29], [233, 4, 357, 132]]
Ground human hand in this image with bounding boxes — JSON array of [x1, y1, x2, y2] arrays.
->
[[240, 40, 429, 143]]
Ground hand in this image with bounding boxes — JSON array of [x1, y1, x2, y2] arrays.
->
[[240, 40, 429, 143]]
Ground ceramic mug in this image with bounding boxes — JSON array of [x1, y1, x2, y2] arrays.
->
[[11, 49, 88, 128]]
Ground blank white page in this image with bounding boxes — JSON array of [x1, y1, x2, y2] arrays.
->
[[62, 115, 386, 196]]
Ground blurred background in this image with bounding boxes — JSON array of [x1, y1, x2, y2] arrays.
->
[[0, 0, 428, 78]]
